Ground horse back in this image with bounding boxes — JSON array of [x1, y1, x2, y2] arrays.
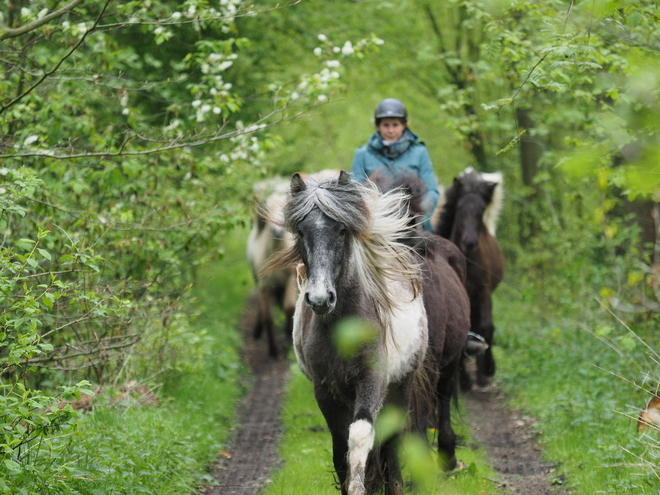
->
[[419, 235, 470, 368]]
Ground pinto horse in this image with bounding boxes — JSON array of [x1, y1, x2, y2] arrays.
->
[[435, 168, 504, 390], [246, 178, 297, 358], [268, 171, 469, 494]]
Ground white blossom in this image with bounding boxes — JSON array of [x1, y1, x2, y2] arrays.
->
[[122, 108, 130, 115], [313, 47, 322, 57], [192, 99, 202, 108], [341, 41, 354, 55], [317, 94, 328, 102], [333, 46, 340, 53], [213, 107, 222, 114], [326, 60, 341, 68], [318, 34, 327, 42], [21, 8, 30, 17], [23, 135, 39, 146], [172, 11, 182, 19], [38, 9, 49, 19]]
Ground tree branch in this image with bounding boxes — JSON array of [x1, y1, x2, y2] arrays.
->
[[0, 0, 85, 41], [0, 0, 111, 116]]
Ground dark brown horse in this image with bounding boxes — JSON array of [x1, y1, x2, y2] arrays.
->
[[436, 168, 505, 390], [268, 171, 469, 494]]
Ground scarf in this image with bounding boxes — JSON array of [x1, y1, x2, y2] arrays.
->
[[367, 128, 421, 159]]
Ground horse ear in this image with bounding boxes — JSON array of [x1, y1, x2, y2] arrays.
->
[[338, 170, 351, 185], [290, 173, 307, 194], [481, 181, 498, 202]]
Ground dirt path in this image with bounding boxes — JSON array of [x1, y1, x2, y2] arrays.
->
[[207, 293, 569, 494], [463, 380, 570, 494], [205, 292, 290, 495]]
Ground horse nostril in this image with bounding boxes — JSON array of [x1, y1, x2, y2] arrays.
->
[[328, 290, 336, 307]]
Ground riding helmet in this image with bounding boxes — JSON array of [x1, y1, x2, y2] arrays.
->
[[374, 98, 407, 122]]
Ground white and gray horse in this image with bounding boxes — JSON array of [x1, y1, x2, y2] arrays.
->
[[268, 171, 469, 494]]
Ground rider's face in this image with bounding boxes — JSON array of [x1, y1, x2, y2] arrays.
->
[[378, 118, 406, 142]]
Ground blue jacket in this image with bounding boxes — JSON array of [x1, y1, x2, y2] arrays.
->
[[351, 129, 439, 231]]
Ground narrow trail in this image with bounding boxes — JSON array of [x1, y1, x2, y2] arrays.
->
[[206, 292, 290, 495], [207, 292, 569, 494], [464, 381, 570, 494]]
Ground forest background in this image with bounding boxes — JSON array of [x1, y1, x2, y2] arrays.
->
[[1, 0, 659, 493]]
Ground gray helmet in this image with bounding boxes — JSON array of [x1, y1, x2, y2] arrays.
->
[[374, 98, 407, 121]]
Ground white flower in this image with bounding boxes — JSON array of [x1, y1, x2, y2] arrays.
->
[[218, 60, 233, 71], [38, 9, 49, 19], [333, 46, 340, 53], [23, 135, 39, 146], [374, 37, 385, 45], [326, 60, 341, 68], [122, 108, 130, 115], [213, 107, 222, 114], [208, 53, 223, 63], [317, 94, 328, 102], [192, 99, 202, 108], [201, 104, 211, 113], [330, 71, 340, 79], [0, 168, 8, 176], [341, 41, 354, 55], [172, 11, 182, 19], [290, 91, 300, 100], [313, 47, 322, 57], [21, 8, 30, 17], [318, 34, 327, 42]]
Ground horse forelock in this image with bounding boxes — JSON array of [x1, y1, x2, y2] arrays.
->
[[285, 177, 371, 236]]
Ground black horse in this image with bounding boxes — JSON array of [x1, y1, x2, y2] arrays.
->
[[436, 168, 505, 389]]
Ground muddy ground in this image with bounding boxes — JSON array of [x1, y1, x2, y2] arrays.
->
[[206, 292, 569, 494]]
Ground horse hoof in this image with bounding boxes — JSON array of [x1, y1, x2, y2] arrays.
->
[[440, 453, 458, 471], [476, 375, 490, 388]]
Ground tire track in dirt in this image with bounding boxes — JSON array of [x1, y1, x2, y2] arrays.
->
[[205, 292, 569, 494], [205, 292, 290, 495]]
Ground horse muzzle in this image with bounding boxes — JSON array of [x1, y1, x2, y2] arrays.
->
[[304, 286, 337, 315]]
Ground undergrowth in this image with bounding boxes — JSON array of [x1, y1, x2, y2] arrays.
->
[[35, 228, 252, 494], [494, 277, 660, 494]]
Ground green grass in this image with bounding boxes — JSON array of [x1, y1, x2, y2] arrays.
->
[[58, 228, 254, 494], [494, 285, 660, 494], [263, 364, 501, 495]]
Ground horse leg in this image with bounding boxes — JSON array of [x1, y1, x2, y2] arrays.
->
[[459, 352, 472, 392], [314, 384, 352, 494], [346, 372, 388, 495], [256, 287, 278, 358], [282, 270, 297, 345], [378, 380, 414, 495], [436, 359, 459, 471], [476, 293, 495, 386]]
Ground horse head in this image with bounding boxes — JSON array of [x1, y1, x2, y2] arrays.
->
[[449, 170, 500, 255], [287, 171, 361, 316]]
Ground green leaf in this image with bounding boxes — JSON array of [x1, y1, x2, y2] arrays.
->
[[37, 249, 51, 261], [3, 459, 21, 472]]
